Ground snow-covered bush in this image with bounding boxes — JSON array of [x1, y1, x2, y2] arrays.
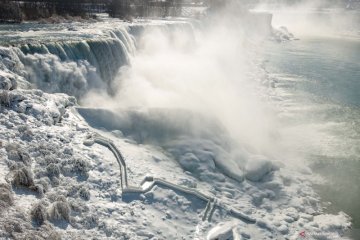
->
[[6, 143, 32, 166], [51, 177, 60, 187], [30, 201, 48, 225], [0, 90, 10, 106], [0, 90, 25, 109], [1, 217, 61, 239], [0, 71, 17, 90], [79, 215, 98, 229], [46, 163, 60, 178], [62, 147, 73, 156], [72, 158, 90, 177], [48, 199, 71, 222], [11, 167, 35, 188], [0, 75, 12, 90], [33, 184, 45, 197], [6, 161, 25, 172], [35, 178, 50, 193], [0, 183, 14, 211], [68, 198, 89, 214], [61, 157, 90, 179], [44, 154, 59, 165], [38, 143, 59, 158], [2, 219, 24, 237], [78, 186, 90, 201], [41, 226, 62, 240], [18, 125, 33, 141]]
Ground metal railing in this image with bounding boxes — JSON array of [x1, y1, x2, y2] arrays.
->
[[92, 134, 257, 223]]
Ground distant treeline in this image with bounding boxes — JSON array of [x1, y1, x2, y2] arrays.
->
[[110, 0, 179, 19], [0, 0, 204, 23], [0, 0, 109, 22]]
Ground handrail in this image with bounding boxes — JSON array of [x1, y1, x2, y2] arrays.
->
[[91, 134, 256, 224]]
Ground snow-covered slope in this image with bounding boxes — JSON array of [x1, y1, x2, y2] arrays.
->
[[0, 88, 351, 239]]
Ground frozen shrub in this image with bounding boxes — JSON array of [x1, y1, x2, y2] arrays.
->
[[48, 199, 71, 222], [81, 215, 98, 229], [17, 125, 28, 132], [0, 183, 14, 211], [46, 230, 62, 240], [79, 186, 90, 201], [44, 155, 59, 165], [3, 218, 61, 239], [31, 202, 47, 225], [5, 142, 20, 152], [6, 143, 32, 166], [19, 150, 31, 165], [6, 149, 21, 161], [51, 177, 60, 187], [55, 195, 67, 202], [17, 150, 31, 166], [0, 75, 12, 90], [66, 185, 79, 198], [73, 158, 90, 177], [0, 75, 17, 90], [31, 184, 45, 197], [46, 163, 60, 178], [38, 143, 58, 157], [68, 198, 89, 214], [20, 129, 33, 141], [11, 167, 35, 188], [36, 178, 50, 193], [8, 76, 17, 90], [7, 161, 25, 172], [0, 90, 10, 106], [61, 164, 72, 176], [3, 220, 23, 236], [62, 147, 73, 156]]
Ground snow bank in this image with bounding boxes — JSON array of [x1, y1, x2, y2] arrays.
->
[[78, 107, 264, 183], [77, 107, 283, 184]]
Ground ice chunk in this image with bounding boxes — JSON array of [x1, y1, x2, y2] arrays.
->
[[207, 222, 238, 240], [178, 152, 201, 172], [245, 156, 276, 182]]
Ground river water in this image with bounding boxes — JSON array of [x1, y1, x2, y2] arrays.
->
[[264, 35, 360, 239]]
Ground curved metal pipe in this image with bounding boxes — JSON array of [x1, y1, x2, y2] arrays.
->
[[92, 135, 256, 224]]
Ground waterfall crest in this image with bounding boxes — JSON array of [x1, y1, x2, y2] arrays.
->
[[0, 23, 196, 99]]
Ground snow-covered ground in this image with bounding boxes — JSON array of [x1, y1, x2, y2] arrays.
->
[[0, 14, 353, 240]]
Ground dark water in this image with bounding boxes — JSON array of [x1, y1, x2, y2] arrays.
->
[[264, 36, 360, 239]]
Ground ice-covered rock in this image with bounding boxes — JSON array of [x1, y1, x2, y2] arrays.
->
[[245, 156, 278, 182], [272, 26, 297, 42], [207, 222, 238, 240], [77, 107, 242, 182]]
